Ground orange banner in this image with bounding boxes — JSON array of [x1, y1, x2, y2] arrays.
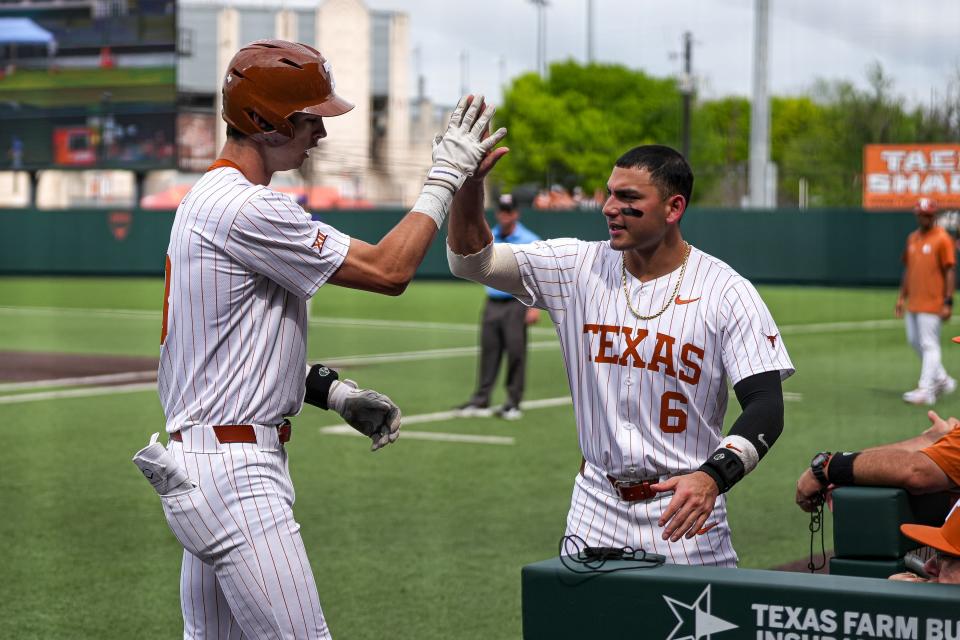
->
[[863, 144, 960, 210]]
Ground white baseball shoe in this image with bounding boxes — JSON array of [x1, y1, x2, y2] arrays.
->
[[454, 402, 493, 418], [495, 405, 523, 421], [902, 388, 937, 406], [935, 376, 957, 397]]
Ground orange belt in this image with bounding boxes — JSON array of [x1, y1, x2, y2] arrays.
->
[[580, 456, 659, 503], [171, 420, 292, 444]]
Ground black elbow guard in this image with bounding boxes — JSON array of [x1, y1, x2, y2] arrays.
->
[[304, 364, 339, 410]]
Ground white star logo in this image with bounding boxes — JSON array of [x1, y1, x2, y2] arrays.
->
[[663, 585, 738, 640]]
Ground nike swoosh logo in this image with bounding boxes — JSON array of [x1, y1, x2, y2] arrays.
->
[[675, 296, 701, 305], [724, 444, 742, 453], [696, 522, 719, 535]]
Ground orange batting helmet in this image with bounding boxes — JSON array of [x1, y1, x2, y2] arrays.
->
[[221, 39, 354, 142]]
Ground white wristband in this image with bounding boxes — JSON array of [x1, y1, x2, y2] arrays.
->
[[327, 379, 352, 415], [412, 185, 453, 229], [718, 435, 760, 474]]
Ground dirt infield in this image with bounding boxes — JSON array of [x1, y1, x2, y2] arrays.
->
[[0, 351, 158, 383]]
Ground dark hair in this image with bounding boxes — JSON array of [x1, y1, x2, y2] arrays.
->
[[615, 145, 693, 205], [226, 124, 247, 140]]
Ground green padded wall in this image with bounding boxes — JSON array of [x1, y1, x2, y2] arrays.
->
[[832, 487, 954, 559], [829, 557, 907, 579], [0, 207, 921, 284], [522, 557, 960, 640]]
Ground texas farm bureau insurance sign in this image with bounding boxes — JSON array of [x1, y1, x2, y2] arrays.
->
[[660, 584, 960, 640], [863, 144, 960, 210]]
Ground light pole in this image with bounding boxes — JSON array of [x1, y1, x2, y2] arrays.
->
[[586, 0, 594, 64], [529, 0, 548, 78], [680, 31, 693, 160], [748, 0, 771, 208]]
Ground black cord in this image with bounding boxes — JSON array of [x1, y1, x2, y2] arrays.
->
[[558, 535, 667, 574], [807, 495, 827, 573]]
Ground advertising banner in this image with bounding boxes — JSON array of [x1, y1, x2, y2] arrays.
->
[[863, 144, 960, 210]]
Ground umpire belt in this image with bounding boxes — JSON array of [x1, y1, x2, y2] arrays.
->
[[171, 419, 292, 444], [580, 457, 661, 503]]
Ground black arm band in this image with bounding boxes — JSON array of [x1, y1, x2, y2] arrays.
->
[[826, 452, 861, 486], [304, 364, 339, 410], [698, 449, 745, 494], [729, 370, 785, 459]]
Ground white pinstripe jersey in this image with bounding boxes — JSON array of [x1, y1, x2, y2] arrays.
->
[[158, 166, 350, 433], [512, 240, 794, 478]]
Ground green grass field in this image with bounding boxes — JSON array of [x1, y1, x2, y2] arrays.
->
[[0, 68, 175, 108], [0, 277, 957, 639]]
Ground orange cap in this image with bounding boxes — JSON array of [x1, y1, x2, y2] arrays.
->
[[901, 503, 960, 556]]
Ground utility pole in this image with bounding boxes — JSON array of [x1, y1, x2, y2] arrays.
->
[[586, 0, 594, 63], [680, 31, 693, 160], [460, 49, 469, 97], [748, 0, 771, 208], [529, 0, 548, 78]]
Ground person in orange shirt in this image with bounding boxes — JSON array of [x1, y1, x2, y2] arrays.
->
[[896, 198, 957, 405]]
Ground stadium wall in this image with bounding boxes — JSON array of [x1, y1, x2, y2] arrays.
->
[[0, 207, 921, 285]]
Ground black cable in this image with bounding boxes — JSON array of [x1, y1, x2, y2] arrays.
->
[[807, 496, 827, 573], [558, 535, 667, 574]]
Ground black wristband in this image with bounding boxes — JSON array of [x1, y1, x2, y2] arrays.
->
[[945, 297, 954, 307], [698, 448, 745, 494], [304, 364, 339, 410], [826, 451, 861, 486]]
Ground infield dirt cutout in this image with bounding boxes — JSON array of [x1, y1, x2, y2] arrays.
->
[[0, 351, 157, 383]]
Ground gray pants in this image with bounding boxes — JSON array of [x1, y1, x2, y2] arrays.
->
[[470, 297, 529, 408]]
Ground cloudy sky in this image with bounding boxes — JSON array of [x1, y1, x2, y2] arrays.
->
[[356, 0, 959, 108]]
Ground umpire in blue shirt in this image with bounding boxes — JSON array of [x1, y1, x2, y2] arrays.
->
[[456, 194, 541, 420]]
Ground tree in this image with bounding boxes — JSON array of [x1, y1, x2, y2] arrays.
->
[[495, 59, 959, 208], [495, 60, 681, 195]]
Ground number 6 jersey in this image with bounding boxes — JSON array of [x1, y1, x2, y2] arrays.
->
[[511, 239, 794, 478]]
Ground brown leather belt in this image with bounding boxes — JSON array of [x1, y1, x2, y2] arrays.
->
[[580, 457, 660, 503], [171, 420, 292, 444]]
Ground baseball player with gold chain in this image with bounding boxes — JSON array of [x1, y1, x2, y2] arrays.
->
[[134, 40, 506, 639], [448, 144, 793, 566]]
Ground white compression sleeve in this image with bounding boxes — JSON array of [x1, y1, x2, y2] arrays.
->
[[446, 241, 526, 298]]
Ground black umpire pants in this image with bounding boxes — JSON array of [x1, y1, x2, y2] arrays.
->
[[469, 297, 529, 408]]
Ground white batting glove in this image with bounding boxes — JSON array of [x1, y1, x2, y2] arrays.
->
[[413, 95, 508, 228], [328, 379, 402, 451]]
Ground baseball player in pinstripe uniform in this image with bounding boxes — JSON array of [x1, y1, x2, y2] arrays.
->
[[448, 145, 793, 566], [136, 40, 506, 639]]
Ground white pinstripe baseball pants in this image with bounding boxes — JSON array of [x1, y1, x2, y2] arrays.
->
[[565, 461, 738, 567], [160, 426, 330, 640]]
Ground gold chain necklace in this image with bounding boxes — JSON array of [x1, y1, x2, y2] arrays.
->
[[621, 242, 691, 321]]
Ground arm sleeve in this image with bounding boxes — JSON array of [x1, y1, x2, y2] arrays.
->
[[225, 191, 350, 299], [447, 241, 527, 298], [729, 370, 785, 459], [720, 279, 795, 385]]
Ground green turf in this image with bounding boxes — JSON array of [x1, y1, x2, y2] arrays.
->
[[0, 278, 957, 639]]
